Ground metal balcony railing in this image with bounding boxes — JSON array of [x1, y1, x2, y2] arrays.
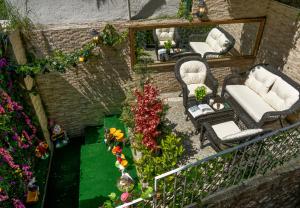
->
[[117, 121, 300, 208]]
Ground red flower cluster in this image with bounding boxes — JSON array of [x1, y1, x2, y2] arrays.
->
[[132, 84, 163, 150]]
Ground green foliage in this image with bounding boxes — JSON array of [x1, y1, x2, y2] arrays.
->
[[1, 23, 127, 75], [121, 90, 135, 129], [16, 64, 42, 74], [102, 192, 117, 208], [0, 0, 32, 32], [195, 86, 207, 102], [163, 40, 172, 51], [177, 0, 193, 21], [135, 133, 184, 184], [140, 186, 153, 199], [99, 24, 128, 47]]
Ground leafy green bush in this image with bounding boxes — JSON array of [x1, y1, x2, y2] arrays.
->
[[135, 133, 184, 184]]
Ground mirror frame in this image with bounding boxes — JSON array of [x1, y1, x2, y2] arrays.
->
[[128, 17, 266, 69]]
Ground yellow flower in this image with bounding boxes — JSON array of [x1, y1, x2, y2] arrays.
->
[[121, 154, 126, 160], [110, 128, 117, 135], [121, 159, 128, 167], [113, 129, 122, 136], [115, 132, 124, 142]]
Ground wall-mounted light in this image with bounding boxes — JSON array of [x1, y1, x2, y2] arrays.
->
[[197, 0, 207, 18], [90, 29, 100, 43]]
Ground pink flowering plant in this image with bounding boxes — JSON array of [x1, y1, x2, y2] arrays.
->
[[0, 34, 42, 208]]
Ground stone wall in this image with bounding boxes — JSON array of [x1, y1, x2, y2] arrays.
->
[[220, 23, 259, 56], [256, 1, 300, 83], [193, 0, 270, 20], [26, 24, 132, 137], [202, 157, 300, 208]]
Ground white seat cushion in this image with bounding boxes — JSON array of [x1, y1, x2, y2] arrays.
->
[[245, 66, 278, 96], [187, 84, 212, 97], [206, 28, 231, 53], [189, 42, 213, 57], [263, 77, 299, 111], [180, 61, 207, 85], [155, 28, 175, 46], [222, 129, 263, 140], [226, 85, 275, 122], [212, 121, 241, 140]]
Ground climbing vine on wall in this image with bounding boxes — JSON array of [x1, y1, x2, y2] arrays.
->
[[1, 23, 128, 75], [177, 0, 193, 21]]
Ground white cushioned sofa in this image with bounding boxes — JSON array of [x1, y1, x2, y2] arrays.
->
[[175, 56, 218, 114], [221, 64, 300, 127], [189, 27, 235, 59]]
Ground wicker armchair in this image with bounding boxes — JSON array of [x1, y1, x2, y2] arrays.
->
[[174, 56, 218, 114], [153, 28, 178, 60], [189, 27, 235, 59], [221, 64, 300, 127]]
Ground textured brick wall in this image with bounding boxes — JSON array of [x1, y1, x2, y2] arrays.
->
[[221, 23, 259, 56], [26, 24, 132, 137], [256, 1, 300, 83], [193, 0, 270, 20], [202, 157, 300, 208]]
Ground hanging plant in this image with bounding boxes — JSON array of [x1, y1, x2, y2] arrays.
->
[[177, 0, 193, 21], [98, 24, 128, 47]]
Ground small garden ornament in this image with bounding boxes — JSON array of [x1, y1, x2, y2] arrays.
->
[[49, 120, 69, 148]]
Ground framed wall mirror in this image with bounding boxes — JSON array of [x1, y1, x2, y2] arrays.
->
[[129, 17, 266, 68]]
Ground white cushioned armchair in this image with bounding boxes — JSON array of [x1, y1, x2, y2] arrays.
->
[[189, 27, 235, 59], [221, 64, 300, 127], [175, 56, 218, 114], [153, 28, 177, 59]]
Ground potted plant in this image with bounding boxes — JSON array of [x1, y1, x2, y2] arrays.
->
[[195, 86, 207, 103], [163, 40, 172, 55]]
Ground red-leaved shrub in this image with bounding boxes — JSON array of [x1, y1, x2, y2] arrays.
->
[[132, 84, 163, 150]]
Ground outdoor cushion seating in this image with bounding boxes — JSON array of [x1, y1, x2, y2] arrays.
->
[[153, 28, 177, 60], [221, 64, 300, 127], [175, 56, 218, 113], [189, 27, 235, 59], [203, 119, 267, 151]]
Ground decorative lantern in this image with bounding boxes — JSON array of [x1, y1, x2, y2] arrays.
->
[[197, 0, 207, 18], [90, 29, 100, 43]]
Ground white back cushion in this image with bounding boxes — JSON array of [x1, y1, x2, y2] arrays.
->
[[180, 61, 207, 85], [263, 77, 299, 111], [156, 28, 175, 41], [245, 66, 278, 96], [222, 129, 263, 141], [205, 28, 231, 53]]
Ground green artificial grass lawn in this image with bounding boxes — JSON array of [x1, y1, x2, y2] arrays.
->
[[79, 116, 138, 208]]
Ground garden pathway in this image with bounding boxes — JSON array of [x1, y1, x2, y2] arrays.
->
[[160, 91, 216, 165]]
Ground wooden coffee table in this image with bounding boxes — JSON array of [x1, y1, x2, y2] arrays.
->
[[186, 96, 234, 148]]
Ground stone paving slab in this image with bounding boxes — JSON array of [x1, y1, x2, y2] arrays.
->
[[161, 91, 216, 165]]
